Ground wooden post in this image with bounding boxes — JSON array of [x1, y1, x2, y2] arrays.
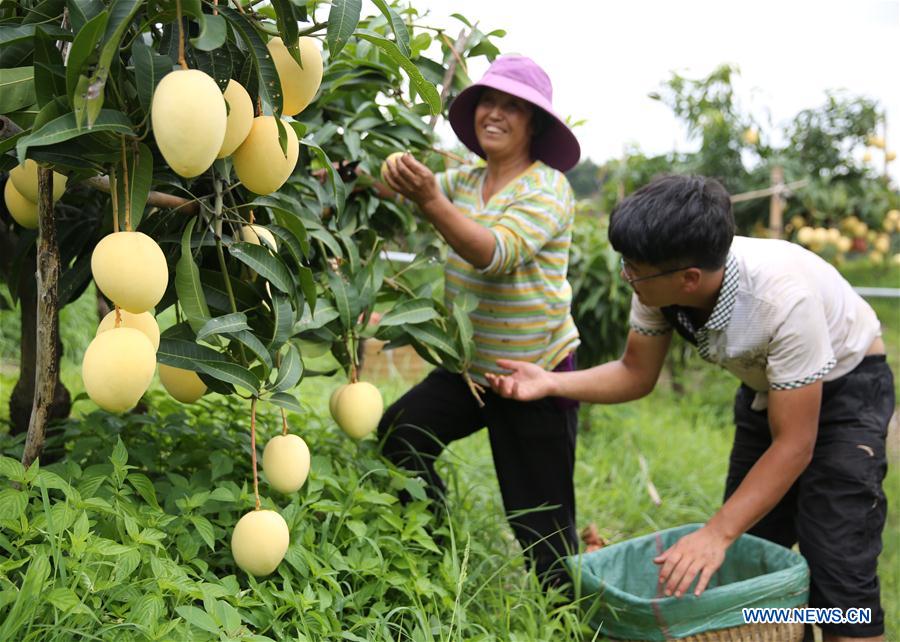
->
[[22, 168, 61, 469], [768, 165, 784, 239]]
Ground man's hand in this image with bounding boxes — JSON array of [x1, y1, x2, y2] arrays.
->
[[381, 153, 441, 208], [654, 524, 731, 598], [485, 359, 557, 401]]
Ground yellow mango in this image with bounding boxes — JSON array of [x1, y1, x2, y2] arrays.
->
[[82, 327, 156, 412], [151, 69, 226, 177], [332, 381, 383, 439], [263, 434, 311, 493], [91, 231, 168, 313], [217, 80, 255, 159], [10, 159, 67, 203], [268, 37, 323, 116], [233, 116, 299, 195], [231, 510, 289, 576], [4, 180, 38, 229]]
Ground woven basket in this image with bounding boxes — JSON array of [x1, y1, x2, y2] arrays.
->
[[621, 620, 805, 642]]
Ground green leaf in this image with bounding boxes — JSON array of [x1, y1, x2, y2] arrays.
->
[[175, 605, 220, 635], [195, 360, 260, 394], [355, 31, 441, 114], [16, 109, 133, 160], [271, 343, 302, 392], [0, 457, 25, 482], [128, 474, 160, 510], [114, 142, 153, 229], [197, 312, 250, 341], [65, 10, 108, 102], [451, 304, 474, 364], [33, 28, 66, 107], [192, 46, 233, 92], [175, 219, 212, 334], [370, 0, 410, 58], [271, 0, 299, 48], [267, 391, 302, 413], [301, 141, 346, 215], [227, 329, 274, 371], [191, 515, 216, 551], [327, 272, 351, 330], [378, 298, 439, 327], [67, 0, 105, 32], [0, 556, 50, 641], [0, 67, 36, 114], [132, 41, 173, 117], [218, 6, 283, 114], [267, 208, 310, 257], [0, 489, 28, 521], [0, 24, 70, 48], [326, 0, 361, 58], [270, 292, 294, 348], [157, 338, 229, 370], [404, 323, 460, 360], [110, 437, 128, 468], [190, 13, 227, 51], [296, 265, 316, 313], [228, 242, 295, 293], [46, 587, 88, 614]]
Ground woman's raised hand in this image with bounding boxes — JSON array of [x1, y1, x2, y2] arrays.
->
[[381, 153, 441, 207], [485, 359, 557, 401]]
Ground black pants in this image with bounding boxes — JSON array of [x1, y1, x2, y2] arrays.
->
[[726, 355, 894, 638], [378, 367, 578, 584]]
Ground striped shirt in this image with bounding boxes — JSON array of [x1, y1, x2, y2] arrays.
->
[[438, 161, 580, 382]]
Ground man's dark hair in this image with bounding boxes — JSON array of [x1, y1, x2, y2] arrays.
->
[[608, 174, 735, 270]]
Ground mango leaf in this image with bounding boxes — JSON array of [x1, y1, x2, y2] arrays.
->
[[228, 242, 294, 293], [326, 272, 351, 330], [404, 323, 460, 361], [226, 330, 274, 371], [266, 206, 311, 257], [355, 31, 440, 114], [296, 265, 316, 313], [132, 41, 173, 116], [114, 142, 153, 230], [66, 0, 105, 32], [370, 0, 410, 57], [192, 46, 232, 92], [271, 343, 302, 392], [0, 67, 36, 114], [157, 337, 229, 369], [33, 28, 66, 107], [65, 10, 108, 101], [16, 109, 133, 160], [218, 6, 283, 114], [270, 0, 299, 48], [270, 292, 294, 348], [197, 312, 250, 341], [190, 13, 227, 51], [0, 24, 70, 48], [175, 219, 212, 334], [326, 0, 361, 58], [451, 304, 474, 364], [301, 141, 346, 215], [195, 360, 260, 394], [267, 224, 308, 271], [378, 298, 439, 327], [267, 391, 302, 413], [24, 0, 66, 25]]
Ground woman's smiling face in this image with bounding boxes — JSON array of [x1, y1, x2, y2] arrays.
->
[[473, 88, 535, 160]]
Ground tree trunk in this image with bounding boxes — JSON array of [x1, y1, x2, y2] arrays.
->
[[21, 169, 66, 469]]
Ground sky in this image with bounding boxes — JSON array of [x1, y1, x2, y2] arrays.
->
[[413, 0, 900, 183]]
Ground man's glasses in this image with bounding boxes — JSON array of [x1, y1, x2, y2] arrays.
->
[[619, 257, 693, 285]]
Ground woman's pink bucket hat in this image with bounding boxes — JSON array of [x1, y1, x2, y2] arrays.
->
[[448, 55, 581, 172]]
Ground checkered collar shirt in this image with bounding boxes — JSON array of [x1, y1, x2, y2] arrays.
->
[[628, 237, 881, 399]]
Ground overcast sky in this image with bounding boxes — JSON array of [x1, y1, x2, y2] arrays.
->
[[414, 0, 900, 183]]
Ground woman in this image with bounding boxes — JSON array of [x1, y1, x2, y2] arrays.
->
[[378, 55, 581, 586]]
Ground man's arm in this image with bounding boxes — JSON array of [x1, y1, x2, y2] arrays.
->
[[655, 382, 821, 597], [486, 330, 671, 403]]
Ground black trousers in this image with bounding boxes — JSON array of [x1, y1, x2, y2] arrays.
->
[[726, 355, 894, 638], [377, 367, 578, 583]]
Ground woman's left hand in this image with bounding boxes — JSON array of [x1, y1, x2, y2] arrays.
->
[[382, 153, 441, 208]]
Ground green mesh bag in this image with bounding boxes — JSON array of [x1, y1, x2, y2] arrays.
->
[[565, 524, 809, 641]]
